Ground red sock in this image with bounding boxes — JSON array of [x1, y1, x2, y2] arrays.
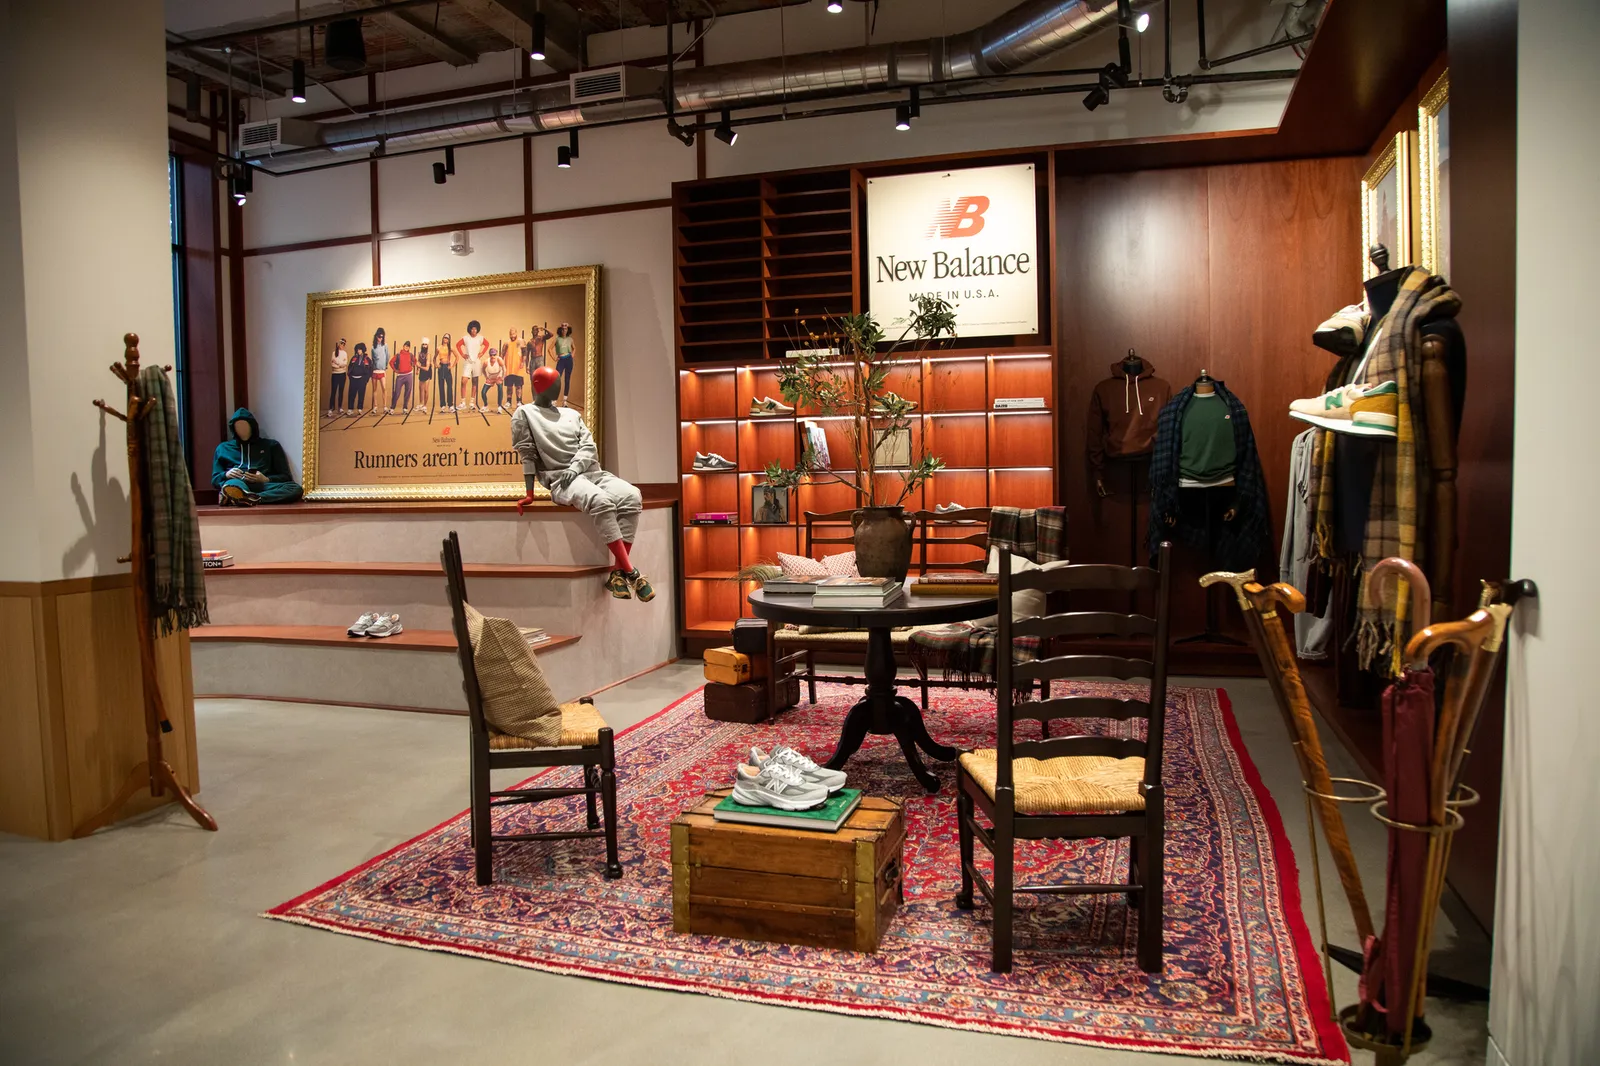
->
[[607, 539, 632, 572]]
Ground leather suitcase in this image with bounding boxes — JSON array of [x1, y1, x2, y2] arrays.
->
[[671, 790, 905, 953], [703, 681, 769, 722], [732, 618, 769, 656]]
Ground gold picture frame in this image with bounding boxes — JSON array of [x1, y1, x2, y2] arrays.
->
[[1418, 70, 1451, 278], [302, 265, 602, 501], [1361, 130, 1413, 280]]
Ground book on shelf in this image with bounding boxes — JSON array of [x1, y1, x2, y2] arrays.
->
[[711, 787, 862, 832], [202, 558, 234, 569], [784, 346, 840, 359], [518, 626, 549, 646], [202, 549, 234, 569], [691, 512, 736, 525], [993, 397, 1046, 410]]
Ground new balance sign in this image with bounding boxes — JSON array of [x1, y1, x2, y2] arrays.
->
[[866, 164, 1038, 337]]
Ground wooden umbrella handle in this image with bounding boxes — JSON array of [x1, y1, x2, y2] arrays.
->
[[1198, 569, 1306, 617], [1367, 556, 1433, 632]]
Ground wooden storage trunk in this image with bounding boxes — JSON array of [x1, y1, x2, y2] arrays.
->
[[670, 790, 905, 953], [702, 675, 798, 723]]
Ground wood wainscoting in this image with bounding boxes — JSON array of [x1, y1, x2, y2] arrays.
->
[[0, 574, 198, 841]]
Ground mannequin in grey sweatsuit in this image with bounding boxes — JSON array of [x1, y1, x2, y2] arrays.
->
[[510, 366, 652, 600]]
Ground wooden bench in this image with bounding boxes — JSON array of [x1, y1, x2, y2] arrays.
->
[[772, 507, 993, 709]]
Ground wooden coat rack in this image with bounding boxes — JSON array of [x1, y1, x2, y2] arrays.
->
[[72, 334, 217, 838]]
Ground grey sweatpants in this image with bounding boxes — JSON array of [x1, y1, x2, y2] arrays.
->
[[552, 469, 642, 545]]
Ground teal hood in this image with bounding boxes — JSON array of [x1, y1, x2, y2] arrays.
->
[[212, 407, 295, 489]]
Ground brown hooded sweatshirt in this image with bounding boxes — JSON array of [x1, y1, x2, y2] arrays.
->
[[1087, 359, 1171, 472]]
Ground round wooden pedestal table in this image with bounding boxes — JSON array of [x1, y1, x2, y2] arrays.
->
[[748, 587, 998, 793]]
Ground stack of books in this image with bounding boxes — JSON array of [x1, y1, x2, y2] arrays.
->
[[993, 396, 1046, 410], [691, 512, 736, 525], [914, 571, 998, 597], [712, 788, 862, 832], [201, 549, 234, 569], [811, 576, 904, 609], [518, 625, 550, 647], [760, 576, 820, 600]]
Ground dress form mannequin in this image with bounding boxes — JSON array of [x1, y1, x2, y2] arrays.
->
[[511, 366, 653, 602], [1164, 370, 1237, 524]]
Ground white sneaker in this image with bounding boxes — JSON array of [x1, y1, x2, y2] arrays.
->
[[693, 452, 736, 471], [347, 611, 380, 637], [365, 613, 404, 638], [750, 396, 795, 416], [731, 761, 830, 810], [750, 745, 847, 793], [934, 502, 966, 514]]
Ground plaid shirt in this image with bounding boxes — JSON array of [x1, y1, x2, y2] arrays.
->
[[1148, 381, 1271, 572]]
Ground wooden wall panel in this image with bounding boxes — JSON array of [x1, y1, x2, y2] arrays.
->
[[0, 595, 50, 838], [1056, 157, 1362, 640]]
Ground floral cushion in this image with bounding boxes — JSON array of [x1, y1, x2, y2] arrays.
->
[[777, 549, 858, 579]]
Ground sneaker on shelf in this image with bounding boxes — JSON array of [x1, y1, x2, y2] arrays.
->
[[347, 611, 380, 637], [933, 502, 966, 514], [692, 452, 736, 471], [627, 569, 656, 602], [604, 569, 633, 599], [731, 760, 830, 811], [1288, 380, 1399, 438], [750, 396, 795, 416], [365, 613, 404, 638], [872, 391, 918, 415], [750, 744, 847, 794]]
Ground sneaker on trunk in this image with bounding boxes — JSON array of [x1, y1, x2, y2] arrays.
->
[[1288, 379, 1399, 438], [750, 744, 847, 793], [731, 761, 830, 811]]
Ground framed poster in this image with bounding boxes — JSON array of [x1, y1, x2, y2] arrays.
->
[[1418, 70, 1451, 279], [302, 265, 601, 501], [751, 482, 790, 525], [866, 163, 1039, 337], [1361, 131, 1412, 280]]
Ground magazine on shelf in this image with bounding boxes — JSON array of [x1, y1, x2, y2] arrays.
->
[[712, 788, 862, 832], [993, 397, 1046, 409]]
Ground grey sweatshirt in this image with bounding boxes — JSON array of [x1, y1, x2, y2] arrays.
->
[[510, 403, 598, 489]]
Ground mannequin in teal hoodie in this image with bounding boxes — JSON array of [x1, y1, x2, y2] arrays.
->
[[211, 408, 303, 505]]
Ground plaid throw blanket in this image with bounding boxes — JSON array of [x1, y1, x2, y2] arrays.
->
[[1312, 269, 1460, 670], [141, 366, 209, 635], [988, 506, 1068, 563], [907, 506, 1066, 691]]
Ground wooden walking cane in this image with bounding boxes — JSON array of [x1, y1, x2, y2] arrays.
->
[[73, 334, 217, 837], [1199, 569, 1374, 943]]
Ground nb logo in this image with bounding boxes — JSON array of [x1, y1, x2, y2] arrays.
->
[[927, 195, 990, 239]]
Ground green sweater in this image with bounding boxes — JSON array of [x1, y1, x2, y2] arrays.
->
[[1179, 393, 1235, 483]]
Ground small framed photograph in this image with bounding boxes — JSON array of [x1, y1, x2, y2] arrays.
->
[[1361, 130, 1413, 280], [871, 426, 912, 468], [751, 482, 790, 525], [1418, 70, 1451, 278]]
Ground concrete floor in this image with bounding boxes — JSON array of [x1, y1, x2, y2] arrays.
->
[[0, 663, 1490, 1066]]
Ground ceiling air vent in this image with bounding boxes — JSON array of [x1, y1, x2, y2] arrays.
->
[[569, 65, 664, 104], [237, 117, 319, 155]]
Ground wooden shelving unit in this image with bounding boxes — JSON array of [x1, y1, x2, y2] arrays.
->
[[673, 157, 1056, 641], [676, 353, 1056, 637]]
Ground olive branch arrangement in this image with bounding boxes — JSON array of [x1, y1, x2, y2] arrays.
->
[[763, 293, 957, 508]]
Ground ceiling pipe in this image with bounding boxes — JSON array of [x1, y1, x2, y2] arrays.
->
[[260, 0, 1161, 170]]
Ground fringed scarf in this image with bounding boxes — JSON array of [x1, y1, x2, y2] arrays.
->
[[141, 366, 209, 635]]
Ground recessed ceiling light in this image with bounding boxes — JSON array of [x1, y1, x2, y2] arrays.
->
[[1135, 12, 1150, 32]]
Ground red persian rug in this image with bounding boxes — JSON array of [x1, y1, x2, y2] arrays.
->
[[267, 682, 1348, 1064]]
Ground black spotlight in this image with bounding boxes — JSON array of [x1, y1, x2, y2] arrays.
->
[[1083, 62, 1126, 111], [557, 144, 571, 168], [433, 161, 447, 184], [1082, 84, 1110, 111], [324, 18, 367, 72], [290, 58, 307, 103], [529, 12, 546, 61], [444, 144, 456, 174], [230, 163, 253, 205], [908, 84, 920, 119], [568, 129, 579, 160], [894, 104, 912, 131], [714, 110, 737, 146]]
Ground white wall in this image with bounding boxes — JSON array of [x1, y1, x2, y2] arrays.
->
[[1487, 1, 1600, 1063], [1, 0, 174, 582], [0, 1, 39, 580]]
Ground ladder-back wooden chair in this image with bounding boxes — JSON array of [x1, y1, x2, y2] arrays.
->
[[442, 532, 621, 885], [956, 542, 1172, 973]]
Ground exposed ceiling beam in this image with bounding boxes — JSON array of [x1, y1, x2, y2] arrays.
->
[[367, 7, 480, 67], [166, 48, 289, 99], [454, 0, 586, 71], [167, 0, 442, 52]]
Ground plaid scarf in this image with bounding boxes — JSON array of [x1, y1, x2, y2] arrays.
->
[[987, 506, 1068, 563], [141, 367, 209, 635], [1147, 381, 1271, 571], [1312, 269, 1460, 670]]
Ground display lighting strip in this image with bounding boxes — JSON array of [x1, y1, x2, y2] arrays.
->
[[988, 353, 1052, 361], [989, 408, 1051, 415]]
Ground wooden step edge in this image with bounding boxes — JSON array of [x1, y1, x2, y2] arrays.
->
[[191, 625, 580, 654], [203, 561, 611, 578]]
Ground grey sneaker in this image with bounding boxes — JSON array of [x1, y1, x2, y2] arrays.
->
[[751, 744, 848, 794], [692, 452, 736, 471], [731, 761, 829, 811], [347, 611, 380, 637], [365, 613, 404, 638]]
